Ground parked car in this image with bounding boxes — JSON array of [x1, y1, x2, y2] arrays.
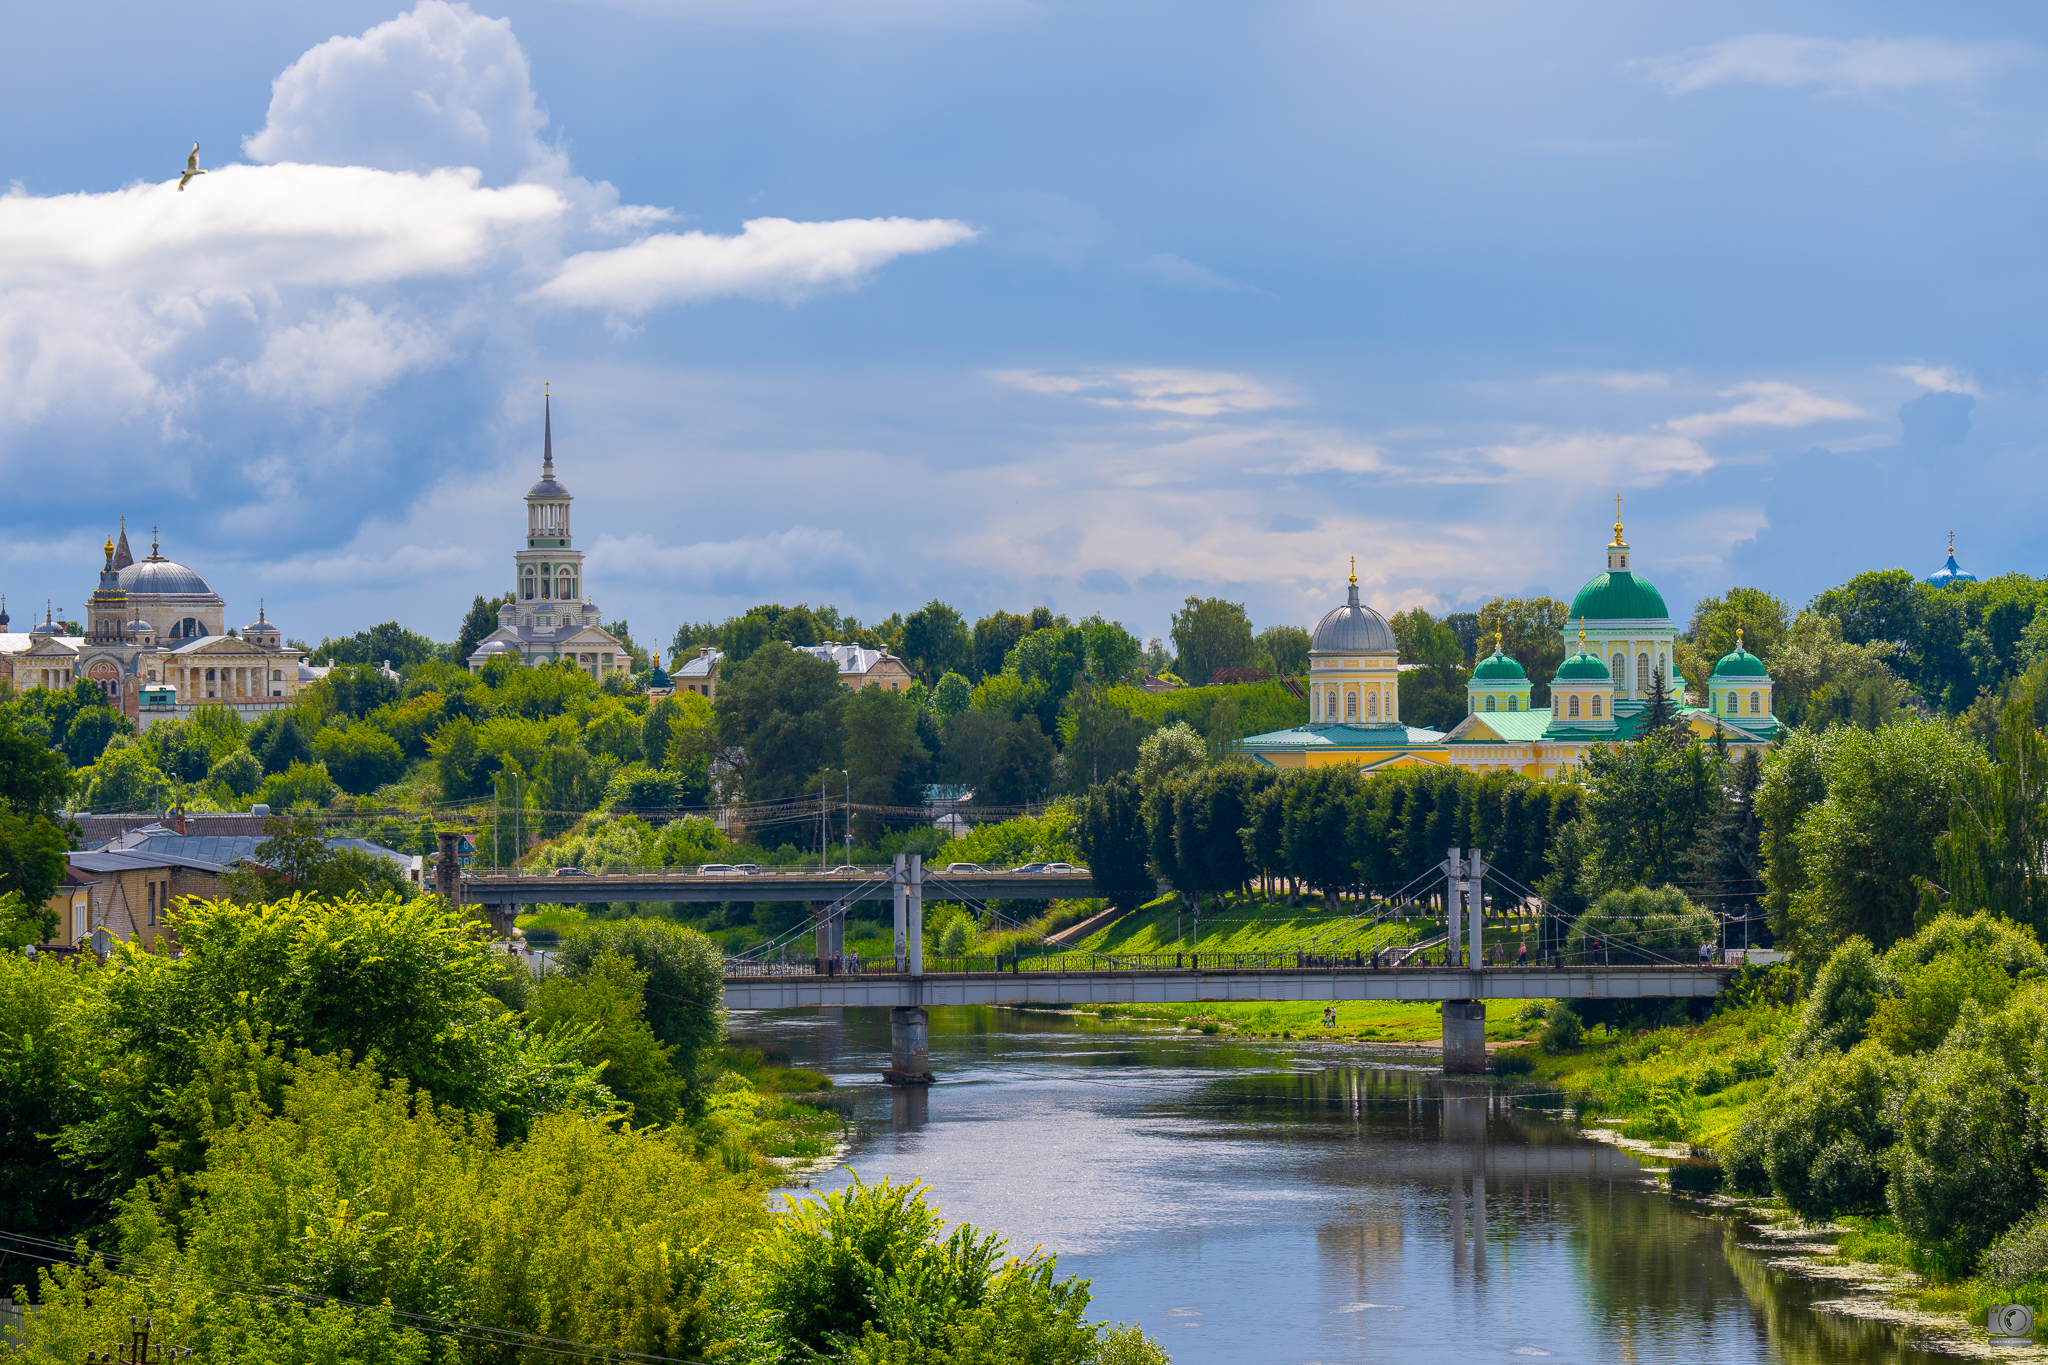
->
[[550, 866, 590, 877], [942, 862, 987, 874]]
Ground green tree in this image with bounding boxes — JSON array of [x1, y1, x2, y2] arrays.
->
[[311, 662, 402, 720], [971, 611, 1035, 682], [843, 687, 931, 832], [1782, 715, 1986, 951], [309, 621, 443, 672], [1169, 597, 1257, 687], [250, 712, 314, 775], [1681, 586, 1792, 685], [1257, 624, 1311, 677], [1722, 1042, 1906, 1219], [1938, 687, 2048, 933], [931, 671, 973, 722], [223, 815, 409, 903], [430, 713, 487, 799], [456, 591, 515, 666], [63, 699, 132, 767], [556, 918, 727, 1092], [982, 719, 1056, 806], [1476, 595, 1572, 705], [1056, 685, 1151, 793], [526, 948, 683, 1126], [313, 723, 406, 795], [1564, 885, 1717, 964], [207, 747, 263, 799], [1684, 746, 1765, 941], [1073, 775, 1153, 910], [900, 600, 972, 685], [1578, 732, 1716, 894], [716, 642, 846, 803], [76, 744, 169, 814]]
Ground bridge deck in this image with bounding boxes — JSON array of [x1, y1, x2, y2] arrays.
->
[[467, 870, 1094, 907], [722, 965, 1727, 1010]]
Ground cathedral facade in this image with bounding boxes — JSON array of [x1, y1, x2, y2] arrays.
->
[[465, 396, 628, 677], [1241, 513, 1780, 779], [0, 526, 311, 729]]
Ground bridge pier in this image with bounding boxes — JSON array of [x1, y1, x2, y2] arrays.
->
[[1441, 999, 1487, 1073], [882, 1005, 933, 1086]]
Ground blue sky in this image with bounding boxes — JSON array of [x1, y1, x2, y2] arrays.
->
[[5, 1, 2042, 651]]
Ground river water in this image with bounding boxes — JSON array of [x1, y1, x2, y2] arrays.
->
[[730, 1006, 1957, 1365]]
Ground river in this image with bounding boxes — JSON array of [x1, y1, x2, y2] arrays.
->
[[730, 1006, 1959, 1365]]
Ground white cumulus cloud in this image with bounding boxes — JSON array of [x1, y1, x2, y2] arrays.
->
[[533, 216, 980, 312], [237, 298, 447, 407], [1632, 33, 2028, 97], [1895, 364, 1981, 395], [245, 1, 553, 184]]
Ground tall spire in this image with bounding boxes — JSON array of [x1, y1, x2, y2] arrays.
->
[[1346, 556, 1360, 607], [113, 517, 134, 570], [1610, 493, 1626, 547], [543, 382, 553, 476]]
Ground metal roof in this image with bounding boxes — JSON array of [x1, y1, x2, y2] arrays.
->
[[70, 849, 226, 874], [119, 556, 217, 598], [1310, 581, 1397, 654], [1567, 570, 1669, 622]]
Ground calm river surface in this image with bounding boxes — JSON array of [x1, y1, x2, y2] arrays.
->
[[730, 1007, 1954, 1365]]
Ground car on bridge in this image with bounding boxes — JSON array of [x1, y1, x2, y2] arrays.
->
[[825, 865, 865, 875], [550, 866, 590, 876], [942, 862, 987, 873]]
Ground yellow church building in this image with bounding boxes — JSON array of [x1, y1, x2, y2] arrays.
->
[[1239, 515, 1779, 778]]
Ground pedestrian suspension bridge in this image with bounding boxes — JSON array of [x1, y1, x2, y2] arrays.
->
[[459, 846, 1729, 1076]]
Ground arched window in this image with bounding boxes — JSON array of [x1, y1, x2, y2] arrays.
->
[[523, 568, 536, 601], [1507, 695, 1519, 712], [1567, 694, 1580, 718], [1485, 695, 1497, 712], [1591, 695, 1603, 717], [1326, 692, 1337, 720], [1611, 653, 1625, 683], [539, 564, 552, 599], [1346, 691, 1358, 719], [1750, 691, 1761, 714], [560, 571, 576, 601], [1637, 653, 1650, 690]]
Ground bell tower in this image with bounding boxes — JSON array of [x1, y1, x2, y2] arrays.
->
[[513, 388, 587, 624]]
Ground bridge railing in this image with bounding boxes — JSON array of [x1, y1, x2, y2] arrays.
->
[[721, 948, 1718, 977], [466, 865, 1091, 881]]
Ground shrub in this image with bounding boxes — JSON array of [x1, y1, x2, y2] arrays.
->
[[1982, 1204, 2048, 1288], [1491, 1049, 1535, 1076], [1565, 885, 1717, 965], [313, 723, 407, 796], [558, 918, 726, 1091], [1726, 1042, 1908, 1221], [1871, 945, 2013, 1054], [207, 746, 263, 799], [1668, 1158, 1725, 1196], [1781, 936, 1883, 1064], [257, 760, 337, 810], [1541, 1004, 1583, 1053]]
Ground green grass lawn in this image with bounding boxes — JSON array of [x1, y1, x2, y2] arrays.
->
[[1073, 893, 1548, 963], [1092, 996, 1541, 1042]]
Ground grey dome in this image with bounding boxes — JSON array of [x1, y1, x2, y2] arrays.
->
[[120, 556, 214, 597], [1311, 581, 1397, 654], [526, 477, 571, 500]]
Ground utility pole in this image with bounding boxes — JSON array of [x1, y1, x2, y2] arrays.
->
[[843, 767, 852, 866]]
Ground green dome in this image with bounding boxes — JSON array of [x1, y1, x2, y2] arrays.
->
[[1553, 650, 1611, 682], [1471, 648, 1527, 681], [1712, 645, 1768, 679], [1569, 570, 1669, 621]]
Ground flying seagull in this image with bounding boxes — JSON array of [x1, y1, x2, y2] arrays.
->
[[177, 143, 206, 191]]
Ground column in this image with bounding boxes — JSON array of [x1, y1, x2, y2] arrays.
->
[[1444, 847, 1462, 967], [892, 854, 909, 970], [883, 1005, 933, 1086], [1441, 1000, 1487, 1073], [907, 853, 924, 977], [1467, 847, 1486, 968]]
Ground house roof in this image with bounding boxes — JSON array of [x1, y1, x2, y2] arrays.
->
[[1447, 710, 1555, 743], [69, 849, 227, 875], [1238, 722, 1447, 750]]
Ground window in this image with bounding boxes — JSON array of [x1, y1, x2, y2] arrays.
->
[[1591, 695, 1603, 717], [1611, 652, 1625, 682], [147, 881, 157, 925], [1567, 695, 1580, 718], [523, 568, 536, 600], [1485, 695, 1496, 712], [1345, 691, 1357, 719], [1637, 653, 1650, 690], [1507, 696, 1519, 712], [1368, 692, 1379, 719], [1750, 691, 1761, 714]]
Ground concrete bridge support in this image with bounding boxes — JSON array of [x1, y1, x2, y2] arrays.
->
[[1441, 999, 1487, 1073], [883, 1005, 933, 1086]]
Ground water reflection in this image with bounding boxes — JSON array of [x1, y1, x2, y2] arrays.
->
[[732, 1006, 1957, 1365]]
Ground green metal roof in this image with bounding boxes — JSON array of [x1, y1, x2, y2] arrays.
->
[[1450, 710, 1553, 742], [1238, 722, 1447, 750], [1711, 646, 1769, 678], [1471, 648, 1528, 681], [1553, 650, 1611, 681], [1569, 570, 1670, 621]]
